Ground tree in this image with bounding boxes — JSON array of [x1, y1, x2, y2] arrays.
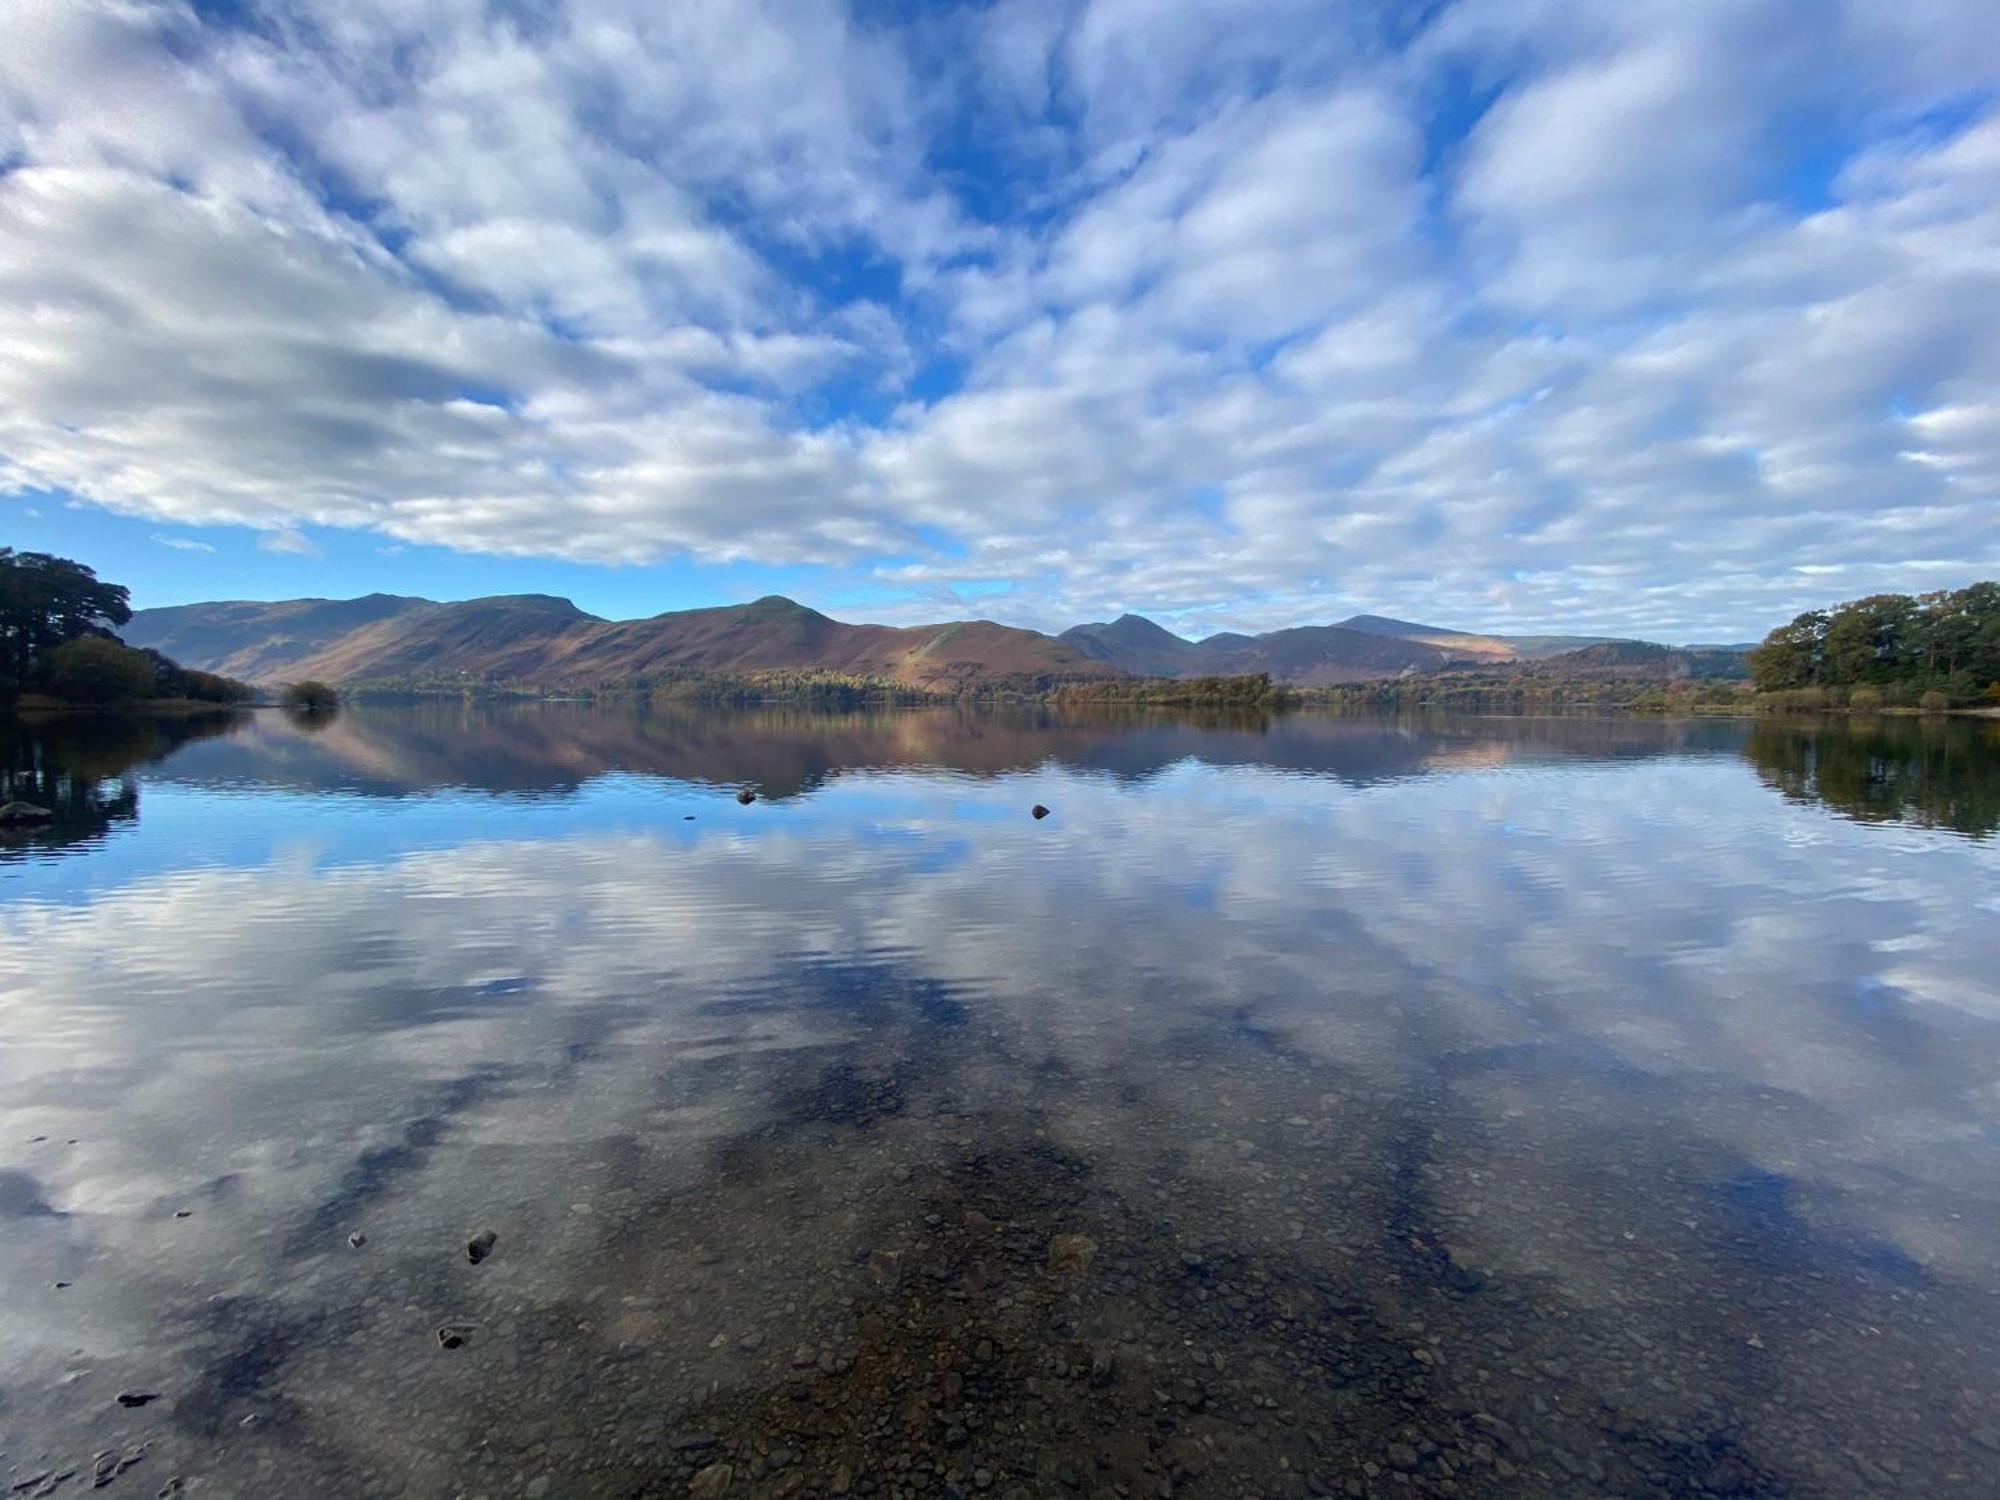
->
[[0, 549, 132, 687], [1821, 594, 1919, 684], [1750, 584, 2000, 702], [47, 637, 158, 703], [139, 648, 253, 704], [1747, 610, 1829, 689], [281, 679, 340, 712]]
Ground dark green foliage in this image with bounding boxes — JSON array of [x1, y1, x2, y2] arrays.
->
[[47, 637, 159, 703], [1, 548, 256, 710], [1747, 584, 2000, 704], [1048, 673, 1288, 707], [1, 548, 133, 695], [138, 649, 254, 704], [646, 669, 932, 706], [282, 679, 341, 712]]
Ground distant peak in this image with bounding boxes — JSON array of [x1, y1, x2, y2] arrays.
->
[[1337, 613, 1450, 636], [460, 593, 587, 617], [1066, 612, 1189, 642], [742, 594, 829, 619]]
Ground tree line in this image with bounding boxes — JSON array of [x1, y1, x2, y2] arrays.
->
[[1747, 584, 2000, 709], [1, 548, 253, 709]]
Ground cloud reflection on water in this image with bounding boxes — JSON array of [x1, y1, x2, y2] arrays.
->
[[1, 706, 1997, 1494]]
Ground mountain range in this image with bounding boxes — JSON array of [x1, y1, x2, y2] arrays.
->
[[121, 592, 1712, 690]]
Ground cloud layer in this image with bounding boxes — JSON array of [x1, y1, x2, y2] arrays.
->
[[3, 0, 1997, 635]]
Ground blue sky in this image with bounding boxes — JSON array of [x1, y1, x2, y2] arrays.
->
[[3, 1, 1997, 640]]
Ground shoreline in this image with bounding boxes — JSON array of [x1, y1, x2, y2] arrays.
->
[[5, 697, 259, 718]]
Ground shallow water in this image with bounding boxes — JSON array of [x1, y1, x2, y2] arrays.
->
[[3, 704, 1998, 1499]]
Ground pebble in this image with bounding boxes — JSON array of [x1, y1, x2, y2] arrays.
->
[[466, 1229, 498, 1264], [1047, 1233, 1098, 1276], [689, 1461, 734, 1498]]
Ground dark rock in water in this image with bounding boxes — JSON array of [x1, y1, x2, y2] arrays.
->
[[347, 1232, 367, 1249], [466, 1229, 497, 1264], [736, 788, 757, 805], [0, 800, 55, 826], [116, 1392, 161, 1408], [1031, 804, 1050, 820], [437, 1325, 471, 1349], [173, 1210, 191, 1219]]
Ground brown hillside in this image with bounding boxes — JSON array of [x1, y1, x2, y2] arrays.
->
[[262, 595, 1117, 688]]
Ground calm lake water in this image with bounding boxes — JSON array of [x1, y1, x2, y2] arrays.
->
[[3, 704, 1999, 1499]]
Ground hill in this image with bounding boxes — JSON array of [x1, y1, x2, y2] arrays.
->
[[1063, 614, 1465, 683], [1537, 641, 1749, 680], [1335, 614, 1620, 660], [120, 593, 432, 682], [125, 593, 1116, 691], [126, 591, 1728, 694], [1062, 611, 1636, 682], [1062, 614, 1201, 677]]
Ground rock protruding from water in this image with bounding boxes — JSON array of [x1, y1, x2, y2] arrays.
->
[[1031, 804, 1050, 820], [0, 801, 55, 826], [735, 788, 757, 805], [466, 1229, 497, 1264]]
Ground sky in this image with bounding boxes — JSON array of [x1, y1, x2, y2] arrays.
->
[[2, 0, 1997, 641]]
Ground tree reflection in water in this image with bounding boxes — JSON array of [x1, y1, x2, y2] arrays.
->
[[1745, 716, 2000, 839], [0, 710, 243, 854]]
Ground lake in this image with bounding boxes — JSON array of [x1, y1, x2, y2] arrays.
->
[[3, 703, 1998, 1499]]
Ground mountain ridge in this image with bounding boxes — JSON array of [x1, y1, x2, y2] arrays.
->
[[122, 592, 1732, 689]]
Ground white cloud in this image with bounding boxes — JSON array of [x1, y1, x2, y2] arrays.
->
[[0, 0, 1995, 637], [257, 528, 320, 557], [152, 533, 216, 553]]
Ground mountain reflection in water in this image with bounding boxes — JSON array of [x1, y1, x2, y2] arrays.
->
[[1, 703, 1997, 1499]]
